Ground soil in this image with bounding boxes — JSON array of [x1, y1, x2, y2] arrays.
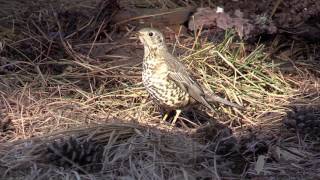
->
[[189, 0, 320, 41]]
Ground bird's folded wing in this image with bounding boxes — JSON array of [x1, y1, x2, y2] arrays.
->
[[165, 53, 243, 110], [165, 54, 203, 94], [165, 54, 214, 110]]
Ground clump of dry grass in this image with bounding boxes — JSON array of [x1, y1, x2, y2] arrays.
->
[[1, 0, 320, 179], [176, 30, 294, 126]]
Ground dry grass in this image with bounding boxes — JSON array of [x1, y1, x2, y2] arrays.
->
[[1, 123, 238, 179], [0, 0, 320, 179]]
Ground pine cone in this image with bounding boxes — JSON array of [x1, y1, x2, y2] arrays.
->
[[44, 136, 104, 171], [284, 105, 320, 137]]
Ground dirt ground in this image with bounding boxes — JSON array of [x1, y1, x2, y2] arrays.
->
[[0, 0, 320, 179]]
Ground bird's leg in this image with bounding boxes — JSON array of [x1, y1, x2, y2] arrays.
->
[[160, 107, 170, 122], [162, 113, 169, 122], [171, 109, 182, 125]]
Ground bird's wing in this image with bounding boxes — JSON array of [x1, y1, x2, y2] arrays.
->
[[165, 52, 243, 110], [165, 53, 214, 111]]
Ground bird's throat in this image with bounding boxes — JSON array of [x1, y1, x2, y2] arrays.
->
[[143, 45, 167, 61]]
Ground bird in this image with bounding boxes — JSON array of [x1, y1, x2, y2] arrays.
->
[[137, 27, 243, 125]]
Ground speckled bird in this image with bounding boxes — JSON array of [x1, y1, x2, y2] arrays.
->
[[137, 28, 243, 124]]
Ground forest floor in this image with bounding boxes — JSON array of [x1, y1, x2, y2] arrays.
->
[[0, 0, 319, 179]]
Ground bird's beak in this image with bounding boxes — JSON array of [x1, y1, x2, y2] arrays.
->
[[136, 31, 142, 37], [136, 31, 145, 44]]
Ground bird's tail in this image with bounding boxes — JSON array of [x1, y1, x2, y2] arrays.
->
[[205, 93, 244, 110]]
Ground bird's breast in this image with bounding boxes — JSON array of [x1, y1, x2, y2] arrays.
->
[[142, 58, 190, 109]]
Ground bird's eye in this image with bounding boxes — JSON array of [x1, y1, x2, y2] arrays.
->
[[148, 32, 153, 36]]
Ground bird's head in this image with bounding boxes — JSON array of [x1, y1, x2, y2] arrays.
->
[[137, 28, 167, 50]]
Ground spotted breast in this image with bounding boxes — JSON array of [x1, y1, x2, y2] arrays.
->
[[142, 54, 190, 110]]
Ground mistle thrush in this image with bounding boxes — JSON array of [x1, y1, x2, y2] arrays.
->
[[138, 28, 243, 124]]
